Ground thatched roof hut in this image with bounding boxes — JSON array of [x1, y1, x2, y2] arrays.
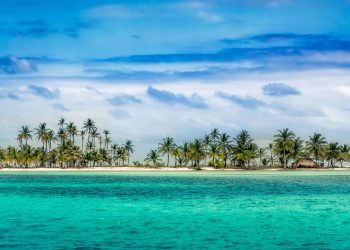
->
[[292, 158, 317, 168]]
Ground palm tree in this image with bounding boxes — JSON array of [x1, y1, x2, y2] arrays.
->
[[103, 130, 110, 149], [35, 123, 48, 151], [267, 143, 274, 167], [98, 135, 103, 150], [145, 149, 161, 167], [34, 123, 49, 167], [208, 143, 220, 167], [105, 137, 112, 151], [219, 133, 231, 168], [18, 125, 32, 145], [170, 147, 181, 167], [189, 139, 205, 170], [90, 127, 99, 148], [210, 128, 220, 144], [273, 128, 295, 168], [124, 140, 134, 166], [159, 137, 175, 166], [233, 130, 255, 168], [86, 141, 95, 152], [326, 142, 340, 168], [291, 137, 304, 161], [257, 147, 266, 167], [66, 122, 78, 142], [80, 130, 86, 153], [179, 142, 190, 166], [203, 134, 212, 147], [46, 130, 55, 152], [116, 146, 127, 166], [6, 146, 18, 167], [57, 128, 67, 146], [338, 144, 350, 167], [58, 118, 65, 129], [305, 133, 327, 166], [83, 118, 95, 144], [111, 143, 118, 165], [203, 134, 212, 165], [235, 149, 256, 168], [234, 130, 253, 149]]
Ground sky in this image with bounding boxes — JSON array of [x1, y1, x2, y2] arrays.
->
[[1, 0, 350, 160]]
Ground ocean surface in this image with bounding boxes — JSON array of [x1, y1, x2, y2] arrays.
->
[[1, 171, 350, 249]]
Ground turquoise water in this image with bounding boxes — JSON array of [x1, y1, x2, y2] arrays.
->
[[1, 171, 350, 249]]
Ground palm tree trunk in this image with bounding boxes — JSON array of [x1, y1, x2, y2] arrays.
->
[[167, 152, 170, 167], [127, 151, 130, 166]]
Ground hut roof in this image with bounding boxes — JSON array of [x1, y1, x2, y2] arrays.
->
[[292, 158, 317, 168]]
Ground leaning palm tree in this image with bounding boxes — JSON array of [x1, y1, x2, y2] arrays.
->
[[158, 137, 175, 167], [305, 133, 327, 166], [145, 149, 161, 167], [124, 140, 134, 166], [273, 128, 295, 168]]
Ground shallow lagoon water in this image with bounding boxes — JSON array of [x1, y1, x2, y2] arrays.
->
[[1, 171, 350, 249]]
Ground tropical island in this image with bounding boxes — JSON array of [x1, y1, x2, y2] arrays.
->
[[0, 118, 349, 170]]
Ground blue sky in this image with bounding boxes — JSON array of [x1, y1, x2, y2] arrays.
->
[[1, 0, 350, 159]]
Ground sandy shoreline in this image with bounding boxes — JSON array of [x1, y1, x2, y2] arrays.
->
[[1, 167, 350, 172]]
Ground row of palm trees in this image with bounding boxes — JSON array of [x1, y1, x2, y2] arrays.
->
[[144, 128, 350, 169], [0, 120, 349, 169], [0, 118, 134, 168]]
